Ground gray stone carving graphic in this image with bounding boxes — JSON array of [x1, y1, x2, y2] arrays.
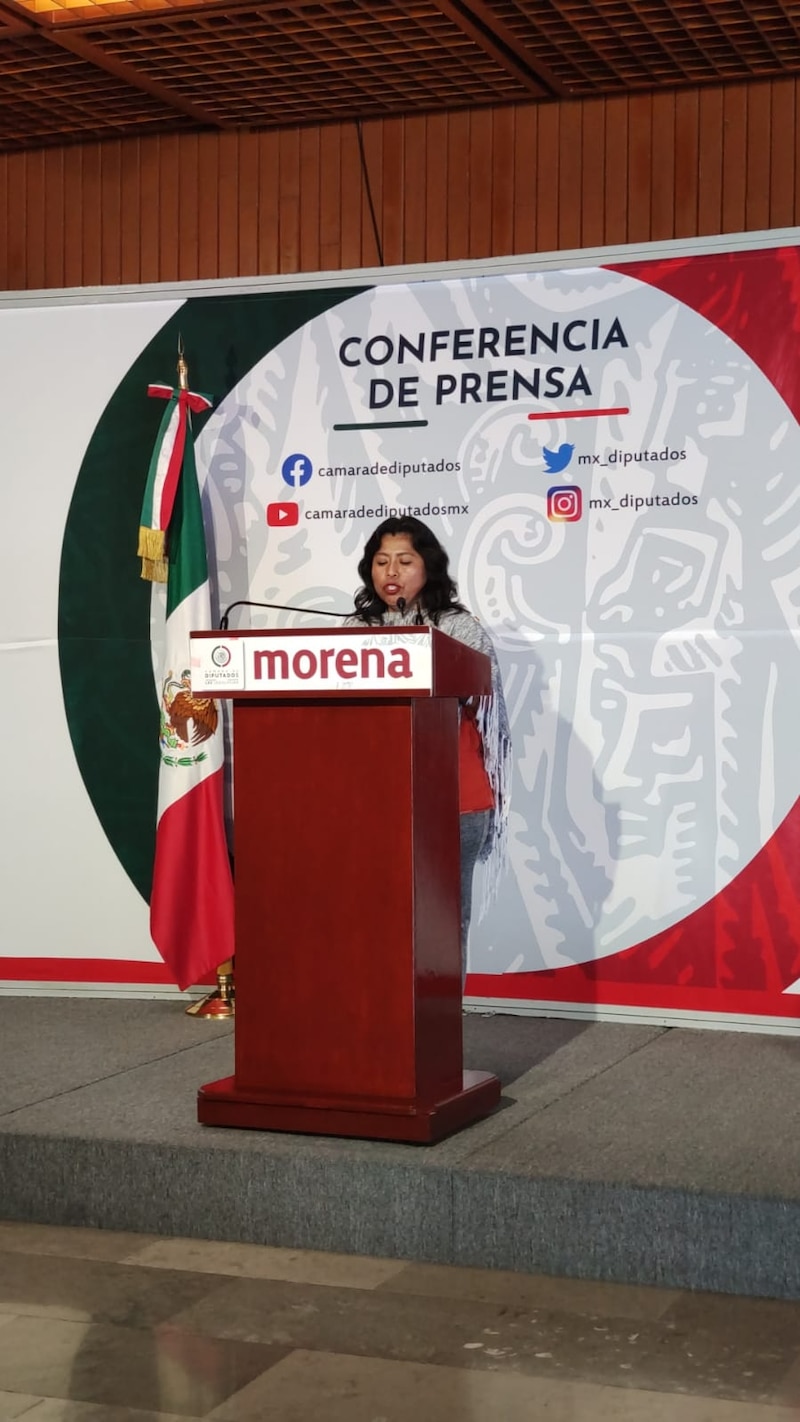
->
[[195, 270, 800, 979]]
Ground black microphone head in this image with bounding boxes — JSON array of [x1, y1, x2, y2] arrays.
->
[[396, 597, 407, 613]]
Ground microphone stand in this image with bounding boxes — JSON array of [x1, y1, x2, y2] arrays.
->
[[219, 599, 349, 630]]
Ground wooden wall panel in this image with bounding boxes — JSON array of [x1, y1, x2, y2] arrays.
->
[[3, 76, 800, 294], [120, 141, 142, 286], [535, 102, 560, 255], [82, 144, 103, 286], [100, 142, 121, 287], [158, 136, 181, 286], [357, 121, 381, 268], [278, 127, 301, 274], [176, 135, 200, 283], [402, 114, 426, 266], [298, 126, 321, 272], [381, 118, 405, 268], [746, 83, 772, 233], [721, 84, 748, 235], [511, 103, 536, 255], [468, 108, 494, 259], [604, 97, 629, 247], [674, 90, 699, 238], [491, 106, 515, 258], [770, 81, 796, 228], [62, 146, 84, 289], [257, 129, 280, 276], [580, 100, 605, 250], [424, 113, 448, 264], [651, 91, 676, 241], [139, 138, 161, 284], [24, 150, 45, 291], [0, 157, 7, 284], [219, 132, 242, 278], [196, 134, 219, 279], [338, 125, 361, 270], [446, 111, 470, 261], [557, 102, 583, 252], [628, 98, 652, 244], [6, 156, 25, 289], [237, 133, 260, 277], [319, 124, 343, 272], [43, 148, 65, 289], [697, 88, 724, 236]]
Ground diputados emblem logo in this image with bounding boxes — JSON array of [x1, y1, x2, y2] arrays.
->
[[547, 485, 582, 521]]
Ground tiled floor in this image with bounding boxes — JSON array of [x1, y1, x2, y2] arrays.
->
[[1, 1222, 800, 1420]]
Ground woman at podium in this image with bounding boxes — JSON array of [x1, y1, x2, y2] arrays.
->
[[347, 515, 511, 976]]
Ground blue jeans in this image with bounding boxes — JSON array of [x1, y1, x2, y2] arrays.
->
[[460, 809, 491, 985]]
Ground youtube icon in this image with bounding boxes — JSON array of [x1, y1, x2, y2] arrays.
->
[[266, 502, 300, 527]]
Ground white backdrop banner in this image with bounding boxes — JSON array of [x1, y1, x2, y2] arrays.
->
[[3, 241, 800, 1019]]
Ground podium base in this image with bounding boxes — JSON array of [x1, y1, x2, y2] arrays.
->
[[197, 1070, 501, 1144]]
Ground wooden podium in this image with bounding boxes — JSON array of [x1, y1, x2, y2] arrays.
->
[[192, 626, 501, 1143]]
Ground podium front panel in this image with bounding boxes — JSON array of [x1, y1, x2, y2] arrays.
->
[[232, 696, 462, 1107]]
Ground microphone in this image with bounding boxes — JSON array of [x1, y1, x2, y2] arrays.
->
[[396, 598, 407, 614], [219, 599, 350, 630]]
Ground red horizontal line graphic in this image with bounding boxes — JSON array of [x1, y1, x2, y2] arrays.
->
[[0, 957, 215, 986], [527, 407, 630, 421]]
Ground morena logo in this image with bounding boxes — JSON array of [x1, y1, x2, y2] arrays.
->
[[547, 485, 582, 522], [254, 645, 413, 682]]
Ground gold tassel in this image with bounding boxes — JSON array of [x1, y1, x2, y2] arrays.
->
[[140, 557, 168, 583], [138, 527, 168, 583], [138, 525, 165, 560]]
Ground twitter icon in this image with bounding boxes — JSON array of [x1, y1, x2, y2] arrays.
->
[[543, 442, 575, 474]]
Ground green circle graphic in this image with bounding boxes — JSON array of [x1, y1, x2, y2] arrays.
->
[[58, 284, 367, 901]]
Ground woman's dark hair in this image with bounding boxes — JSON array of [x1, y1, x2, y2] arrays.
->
[[353, 516, 467, 623]]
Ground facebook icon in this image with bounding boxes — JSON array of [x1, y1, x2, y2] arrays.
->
[[281, 453, 313, 487]]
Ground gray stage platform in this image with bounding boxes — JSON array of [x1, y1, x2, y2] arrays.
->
[[2, 998, 800, 1300]]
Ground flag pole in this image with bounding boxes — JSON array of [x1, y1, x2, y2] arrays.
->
[[185, 957, 235, 1017], [141, 336, 236, 1018], [180, 336, 235, 1020]]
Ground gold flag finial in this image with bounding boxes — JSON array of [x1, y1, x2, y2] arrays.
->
[[177, 334, 189, 391]]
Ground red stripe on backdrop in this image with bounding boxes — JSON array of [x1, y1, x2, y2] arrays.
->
[[466, 975, 800, 1021], [0, 961, 215, 984], [1, 958, 175, 984], [0, 958, 215, 986], [480, 793, 800, 1012]]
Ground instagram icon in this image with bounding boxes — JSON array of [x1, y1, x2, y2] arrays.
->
[[547, 485, 582, 521]]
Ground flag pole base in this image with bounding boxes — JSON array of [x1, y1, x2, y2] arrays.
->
[[186, 972, 235, 1019]]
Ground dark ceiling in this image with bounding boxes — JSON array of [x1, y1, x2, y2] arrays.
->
[[1, 0, 799, 154]]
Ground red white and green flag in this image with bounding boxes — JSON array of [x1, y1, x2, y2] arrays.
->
[[139, 366, 234, 989]]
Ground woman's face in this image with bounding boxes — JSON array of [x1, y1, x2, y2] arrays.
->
[[371, 533, 427, 609]]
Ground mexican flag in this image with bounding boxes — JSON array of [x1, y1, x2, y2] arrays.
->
[[141, 381, 234, 989]]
